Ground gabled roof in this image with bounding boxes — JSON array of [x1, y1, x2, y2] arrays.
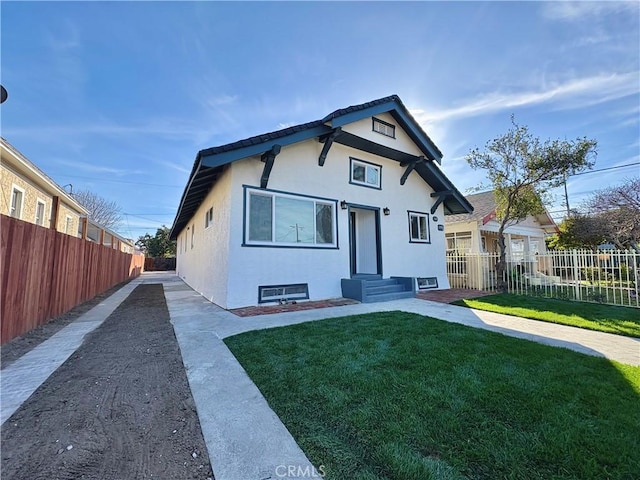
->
[[446, 190, 559, 234], [170, 95, 473, 239], [445, 191, 497, 224], [1, 137, 89, 215]]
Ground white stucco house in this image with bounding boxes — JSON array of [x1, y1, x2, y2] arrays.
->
[[170, 95, 473, 309]]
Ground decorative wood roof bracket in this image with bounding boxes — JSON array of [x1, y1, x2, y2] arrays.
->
[[317, 127, 342, 166], [430, 190, 453, 214], [400, 156, 426, 185], [260, 144, 281, 189]]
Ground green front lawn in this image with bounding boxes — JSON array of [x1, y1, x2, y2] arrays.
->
[[452, 294, 640, 337], [225, 312, 640, 480]]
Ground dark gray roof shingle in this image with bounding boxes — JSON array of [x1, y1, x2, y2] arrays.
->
[[170, 95, 472, 239], [446, 191, 496, 223]]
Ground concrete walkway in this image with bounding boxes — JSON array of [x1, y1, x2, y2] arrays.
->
[[161, 273, 639, 480], [2, 272, 638, 480]]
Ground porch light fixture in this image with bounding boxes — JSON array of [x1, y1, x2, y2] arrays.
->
[[340, 200, 348, 210], [383, 207, 390, 216]]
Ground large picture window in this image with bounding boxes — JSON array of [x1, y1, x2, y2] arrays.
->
[[350, 158, 381, 189], [245, 188, 337, 248]]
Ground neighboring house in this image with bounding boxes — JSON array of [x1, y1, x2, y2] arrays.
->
[[80, 218, 136, 254], [1, 137, 88, 235], [170, 95, 473, 309], [445, 190, 559, 257], [445, 190, 559, 288]]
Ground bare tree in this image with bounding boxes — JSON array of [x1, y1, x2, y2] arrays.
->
[[73, 189, 123, 230], [466, 116, 597, 290], [582, 177, 640, 251]]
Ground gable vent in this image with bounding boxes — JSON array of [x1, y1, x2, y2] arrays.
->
[[372, 117, 396, 138]]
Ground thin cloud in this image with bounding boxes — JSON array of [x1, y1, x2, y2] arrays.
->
[[153, 159, 192, 175], [205, 94, 238, 108], [542, 1, 639, 22], [4, 117, 223, 144], [54, 159, 145, 176], [411, 72, 639, 124]]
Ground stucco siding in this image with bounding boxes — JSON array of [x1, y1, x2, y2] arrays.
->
[[1, 165, 53, 226], [55, 203, 82, 236], [222, 135, 450, 308], [176, 166, 231, 307], [340, 112, 426, 158]]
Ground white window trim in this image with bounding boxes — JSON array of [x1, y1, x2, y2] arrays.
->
[[349, 158, 381, 189], [10, 184, 25, 219], [408, 211, 430, 243], [244, 187, 337, 248], [205, 207, 213, 229], [35, 198, 47, 226], [64, 215, 73, 234]]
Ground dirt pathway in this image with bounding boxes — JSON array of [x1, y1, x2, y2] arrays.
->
[[1, 284, 214, 480], [1, 280, 132, 369]]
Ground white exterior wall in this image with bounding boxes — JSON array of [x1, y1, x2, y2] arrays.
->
[[341, 112, 426, 157], [176, 166, 232, 307], [176, 114, 454, 309], [223, 130, 449, 308]]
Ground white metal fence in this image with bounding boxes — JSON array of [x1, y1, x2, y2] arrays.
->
[[446, 249, 640, 308]]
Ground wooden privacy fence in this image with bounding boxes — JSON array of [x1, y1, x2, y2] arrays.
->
[[144, 256, 176, 271], [1, 215, 145, 344], [447, 249, 639, 308]]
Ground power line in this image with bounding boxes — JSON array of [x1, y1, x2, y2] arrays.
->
[[571, 162, 639, 177], [48, 172, 183, 188], [124, 213, 170, 224], [124, 213, 175, 216]]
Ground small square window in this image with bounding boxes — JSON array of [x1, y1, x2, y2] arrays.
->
[[205, 207, 213, 228], [350, 158, 381, 189], [372, 117, 395, 138], [408, 211, 430, 243]]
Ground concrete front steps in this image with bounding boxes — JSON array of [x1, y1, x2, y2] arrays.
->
[[341, 275, 415, 303]]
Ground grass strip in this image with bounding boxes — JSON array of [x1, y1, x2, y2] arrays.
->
[[452, 293, 640, 337], [226, 312, 640, 480]]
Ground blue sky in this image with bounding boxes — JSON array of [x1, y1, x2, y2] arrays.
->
[[2, 1, 638, 239]]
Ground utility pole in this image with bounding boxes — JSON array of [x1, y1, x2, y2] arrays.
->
[[563, 175, 571, 217]]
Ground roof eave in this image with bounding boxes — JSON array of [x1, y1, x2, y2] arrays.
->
[[325, 97, 443, 164], [1, 138, 90, 215]]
